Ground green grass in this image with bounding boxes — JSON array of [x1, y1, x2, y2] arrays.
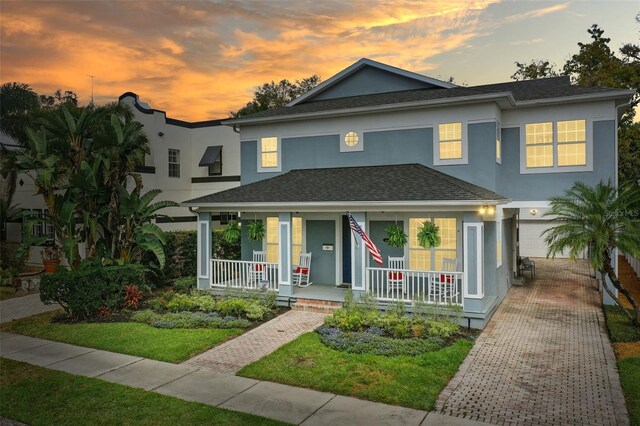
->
[[604, 305, 640, 343], [0, 311, 243, 363], [238, 332, 473, 411], [618, 357, 640, 426], [0, 358, 287, 426]]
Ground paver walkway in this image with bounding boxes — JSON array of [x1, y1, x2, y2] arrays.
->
[[0, 331, 488, 425], [0, 293, 59, 324], [436, 259, 628, 425], [183, 309, 327, 373]]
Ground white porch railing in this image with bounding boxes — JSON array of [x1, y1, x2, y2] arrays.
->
[[366, 267, 463, 306], [210, 259, 279, 291]]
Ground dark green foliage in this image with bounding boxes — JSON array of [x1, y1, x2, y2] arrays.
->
[[222, 221, 241, 244], [417, 221, 441, 248], [163, 231, 197, 279], [39, 265, 149, 320], [213, 228, 241, 260], [132, 310, 250, 329], [384, 224, 408, 248], [604, 305, 640, 342], [172, 276, 196, 293], [246, 220, 265, 242]]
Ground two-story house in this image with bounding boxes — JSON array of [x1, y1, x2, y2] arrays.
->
[[184, 58, 633, 328], [7, 93, 241, 264]]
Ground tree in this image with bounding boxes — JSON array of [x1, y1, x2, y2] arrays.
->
[[512, 23, 640, 182], [0, 82, 41, 145], [231, 75, 321, 117], [39, 89, 78, 107], [543, 181, 640, 325], [511, 60, 559, 81]]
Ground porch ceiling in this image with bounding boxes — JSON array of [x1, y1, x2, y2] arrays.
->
[[182, 163, 510, 209]]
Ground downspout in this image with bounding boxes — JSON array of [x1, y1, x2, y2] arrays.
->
[[232, 125, 240, 134]]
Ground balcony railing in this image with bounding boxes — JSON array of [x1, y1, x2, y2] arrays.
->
[[366, 267, 463, 306], [210, 259, 279, 291]]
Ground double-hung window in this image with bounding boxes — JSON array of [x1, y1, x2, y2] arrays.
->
[[438, 123, 462, 160], [168, 148, 180, 178], [259, 137, 279, 171], [523, 119, 588, 172]]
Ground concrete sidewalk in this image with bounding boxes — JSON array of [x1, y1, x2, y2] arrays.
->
[[0, 332, 487, 425], [0, 293, 59, 324]]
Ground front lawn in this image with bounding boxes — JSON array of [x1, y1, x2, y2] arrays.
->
[[618, 357, 640, 426], [238, 332, 472, 411], [0, 311, 243, 363], [0, 358, 287, 426], [604, 305, 640, 343]]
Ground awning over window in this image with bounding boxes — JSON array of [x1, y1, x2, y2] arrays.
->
[[199, 146, 222, 166]]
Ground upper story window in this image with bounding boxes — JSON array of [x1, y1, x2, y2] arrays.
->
[[259, 137, 280, 171], [522, 119, 589, 174], [434, 122, 467, 165], [340, 130, 364, 152], [208, 151, 222, 176], [168, 148, 180, 178]]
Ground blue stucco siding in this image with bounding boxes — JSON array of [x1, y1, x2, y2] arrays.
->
[[498, 120, 616, 200], [310, 66, 436, 101]]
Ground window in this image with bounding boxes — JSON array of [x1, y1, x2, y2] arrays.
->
[[25, 209, 54, 242], [438, 122, 462, 160], [557, 120, 586, 166], [219, 212, 229, 225], [260, 137, 278, 169], [344, 131, 359, 147], [168, 148, 180, 178], [209, 150, 222, 176], [496, 221, 502, 267], [524, 119, 588, 171], [525, 122, 553, 168], [409, 217, 457, 271], [496, 123, 501, 163], [292, 217, 302, 264], [266, 217, 279, 263]]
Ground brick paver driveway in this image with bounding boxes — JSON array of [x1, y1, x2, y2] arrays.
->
[[437, 259, 629, 425]]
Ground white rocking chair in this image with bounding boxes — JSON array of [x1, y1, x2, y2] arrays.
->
[[387, 256, 406, 294], [249, 250, 266, 285], [293, 252, 312, 287], [436, 257, 459, 299]]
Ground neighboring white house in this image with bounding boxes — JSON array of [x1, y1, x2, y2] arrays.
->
[[5, 93, 241, 264]]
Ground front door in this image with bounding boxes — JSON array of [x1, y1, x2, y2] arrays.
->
[[306, 220, 336, 285], [342, 215, 352, 283]]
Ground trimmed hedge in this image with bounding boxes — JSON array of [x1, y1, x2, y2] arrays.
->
[[40, 265, 149, 320], [163, 230, 240, 280]]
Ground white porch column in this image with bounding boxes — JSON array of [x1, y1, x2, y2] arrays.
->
[[350, 212, 367, 294], [278, 212, 293, 297], [197, 212, 211, 290], [463, 221, 484, 312]]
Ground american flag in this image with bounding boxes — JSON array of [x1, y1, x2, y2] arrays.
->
[[347, 212, 383, 265]]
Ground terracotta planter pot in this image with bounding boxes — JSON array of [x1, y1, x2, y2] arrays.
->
[[43, 259, 61, 273]]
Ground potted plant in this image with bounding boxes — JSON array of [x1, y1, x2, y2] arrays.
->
[[41, 244, 63, 273], [384, 224, 408, 248], [417, 221, 441, 248], [246, 220, 265, 242], [222, 221, 241, 244]]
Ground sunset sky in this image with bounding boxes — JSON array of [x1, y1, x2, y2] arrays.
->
[[1, 0, 637, 121]]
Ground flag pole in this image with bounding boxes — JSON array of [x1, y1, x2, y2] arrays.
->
[[346, 212, 360, 248]]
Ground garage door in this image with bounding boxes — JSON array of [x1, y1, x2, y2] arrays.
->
[[519, 221, 566, 258]]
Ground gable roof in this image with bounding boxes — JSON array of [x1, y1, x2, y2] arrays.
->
[[224, 76, 633, 125], [288, 58, 457, 106], [182, 163, 509, 208]]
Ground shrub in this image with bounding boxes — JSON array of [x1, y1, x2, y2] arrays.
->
[[426, 318, 461, 339], [217, 297, 249, 317], [317, 326, 445, 356], [132, 309, 250, 329], [172, 276, 196, 293], [166, 293, 199, 312], [163, 231, 197, 279], [146, 297, 169, 312], [123, 285, 144, 310], [213, 228, 240, 260], [192, 294, 217, 312], [40, 264, 149, 320]]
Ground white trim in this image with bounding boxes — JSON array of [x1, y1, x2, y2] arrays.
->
[[257, 136, 281, 173], [278, 221, 291, 286], [519, 118, 593, 174], [288, 58, 456, 107], [335, 217, 341, 286], [496, 219, 502, 268], [496, 121, 502, 165], [463, 222, 484, 299]]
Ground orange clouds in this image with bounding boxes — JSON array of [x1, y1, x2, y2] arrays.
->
[[0, 0, 570, 121]]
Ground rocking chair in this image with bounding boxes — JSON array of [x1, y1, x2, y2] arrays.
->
[[293, 252, 312, 287]]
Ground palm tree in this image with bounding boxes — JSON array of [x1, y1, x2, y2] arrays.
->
[[0, 82, 40, 145], [543, 181, 640, 325]]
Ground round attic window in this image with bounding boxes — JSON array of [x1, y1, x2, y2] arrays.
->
[[344, 131, 359, 147]]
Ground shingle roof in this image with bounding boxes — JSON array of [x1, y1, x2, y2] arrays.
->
[[225, 77, 631, 123], [183, 164, 509, 205]]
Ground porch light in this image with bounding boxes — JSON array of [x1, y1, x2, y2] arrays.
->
[[530, 209, 538, 216], [479, 206, 486, 215], [488, 206, 495, 215]]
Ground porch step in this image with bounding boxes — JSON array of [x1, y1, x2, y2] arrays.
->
[[292, 298, 343, 314]]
